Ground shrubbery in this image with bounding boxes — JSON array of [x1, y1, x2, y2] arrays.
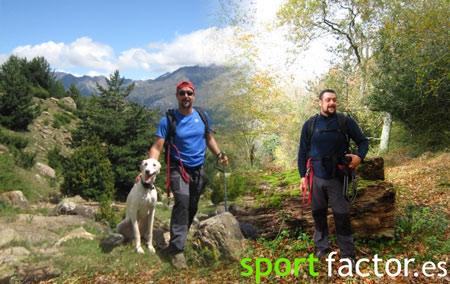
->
[[61, 138, 115, 201]]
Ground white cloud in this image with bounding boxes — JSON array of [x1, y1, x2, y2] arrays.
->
[[1, 1, 333, 84], [9, 37, 117, 75], [2, 28, 239, 79], [118, 27, 238, 74]]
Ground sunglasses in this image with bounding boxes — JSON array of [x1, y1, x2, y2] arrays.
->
[[178, 90, 194, 96]]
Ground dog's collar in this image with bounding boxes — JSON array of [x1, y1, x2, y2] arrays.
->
[[141, 179, 155, 190]]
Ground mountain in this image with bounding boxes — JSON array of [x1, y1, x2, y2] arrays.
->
[[55, 65, 236, 112]]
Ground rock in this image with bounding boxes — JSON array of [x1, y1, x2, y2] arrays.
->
[[357, 157, 385, 180], [17, 265, 60, 284], [192, 212, 246, 262], [100, 233, 125, 253], [0, 228, 21, 247], [154, 229, 171, 249], [215, 205, 226, 215], [53, 196, 96, 218], [64, 195, 87, 204], [54, 200, 77, 215], [239, 222, 259, 240], [35, 162, 56, 178], [0, 144, 8, 154], [59, 97, 77, 110], [197, 213, 209, 221], [0, 247, 30, 264], [54, 227, 95, 246], [0, 190, 28, 208]]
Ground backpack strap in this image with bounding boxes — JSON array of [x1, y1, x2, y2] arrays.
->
[[336, 112, 350, 148], [306, 114, 319, 156], [193, 106, 214, 136], [165, 109, 177, 144]]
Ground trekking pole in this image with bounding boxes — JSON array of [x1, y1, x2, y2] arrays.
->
[[215, 162, 228, 212]]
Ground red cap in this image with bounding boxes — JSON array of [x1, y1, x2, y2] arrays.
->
[[176, 81, 195, 92]]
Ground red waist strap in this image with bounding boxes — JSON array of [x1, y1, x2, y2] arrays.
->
[[165, 144, 190, 197], [301, 158, 314, 206]]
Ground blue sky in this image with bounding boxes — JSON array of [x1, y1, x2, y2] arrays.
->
[[0, 0, 228, 79], [0, 0, 331, 83]]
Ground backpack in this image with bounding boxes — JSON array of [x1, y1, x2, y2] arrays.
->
[[163, 107, 211, 196]]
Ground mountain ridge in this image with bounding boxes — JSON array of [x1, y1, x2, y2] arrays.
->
[[55, 65, 234, 111]]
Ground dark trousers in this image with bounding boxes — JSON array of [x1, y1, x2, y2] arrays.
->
[[311, 176, 355, 258], [168, 165, 206, 252]]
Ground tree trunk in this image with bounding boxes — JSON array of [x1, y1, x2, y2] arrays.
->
[[379, 112, 392, 154]]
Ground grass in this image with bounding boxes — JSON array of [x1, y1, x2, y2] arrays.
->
[[53, 238, 161, 281], [0, 153, 55, 202]]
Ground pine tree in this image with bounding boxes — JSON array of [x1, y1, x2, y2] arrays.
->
[[0, 56, 38, 130]]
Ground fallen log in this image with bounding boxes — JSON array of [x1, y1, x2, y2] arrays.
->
[[231, 158, 396, 239]]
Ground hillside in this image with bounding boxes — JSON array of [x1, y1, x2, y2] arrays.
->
[[0, 97, 79, 202], [55, 65, 236, 112]]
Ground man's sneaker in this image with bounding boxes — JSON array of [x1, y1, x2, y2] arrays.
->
[[170, 252, 188, 269]]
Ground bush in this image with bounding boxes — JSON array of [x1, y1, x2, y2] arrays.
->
[[210, 172, 248, 205], [396, 205, 448, 241], [95, 198, 122, 229], [0, 128, 29, 149], [13, 149, 36, 169], [52, 112, 72, 129], [47, 146, 64, 174], [61, 138, 115, 201]]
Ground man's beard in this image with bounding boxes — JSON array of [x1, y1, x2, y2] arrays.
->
[[324, 106, 336, 115], [181, 99, 192, 109]]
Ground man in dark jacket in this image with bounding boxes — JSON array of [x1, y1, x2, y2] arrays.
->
[[297, 89, 368, 261]]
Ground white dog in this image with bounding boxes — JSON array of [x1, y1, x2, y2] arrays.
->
[[116, 158, 161, 254]]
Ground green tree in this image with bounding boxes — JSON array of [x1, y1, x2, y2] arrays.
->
[[25, 56, 52, 90], [72, 70, 157, 199], [0, 56, 38, 130], [61, 138, 114, 201], [369, 0, 449, 149], [96, 70, 135, 111]]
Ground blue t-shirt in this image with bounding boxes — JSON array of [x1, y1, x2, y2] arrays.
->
[[156, 109, 211, 167]]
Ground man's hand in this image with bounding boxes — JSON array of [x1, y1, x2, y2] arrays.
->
[[217, 152, 229, 166], [345, 154, 362, 169], [135, 173, 142, 183], [300, 177, 307, 191]]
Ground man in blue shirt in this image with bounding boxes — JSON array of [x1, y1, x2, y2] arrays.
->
[[148, 81, 228, 269], [298, 89, 368, 262]]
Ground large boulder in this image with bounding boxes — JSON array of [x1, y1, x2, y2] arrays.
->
[[0, 190, 28, 208], [192, 212, 246, 263], [53, 196, 96, 218], [59, 97, 77, 110], [35, 162, 56, 179], [0, 247, 30, 265], [0, 228, 21, 247], [54, 227, 95, 246]]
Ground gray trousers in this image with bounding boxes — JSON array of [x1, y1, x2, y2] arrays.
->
[[168, 165, 206, 252], [311, 176, 355, 258]]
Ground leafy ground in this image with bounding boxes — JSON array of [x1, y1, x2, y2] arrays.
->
[[32, 152, 449, 283]]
